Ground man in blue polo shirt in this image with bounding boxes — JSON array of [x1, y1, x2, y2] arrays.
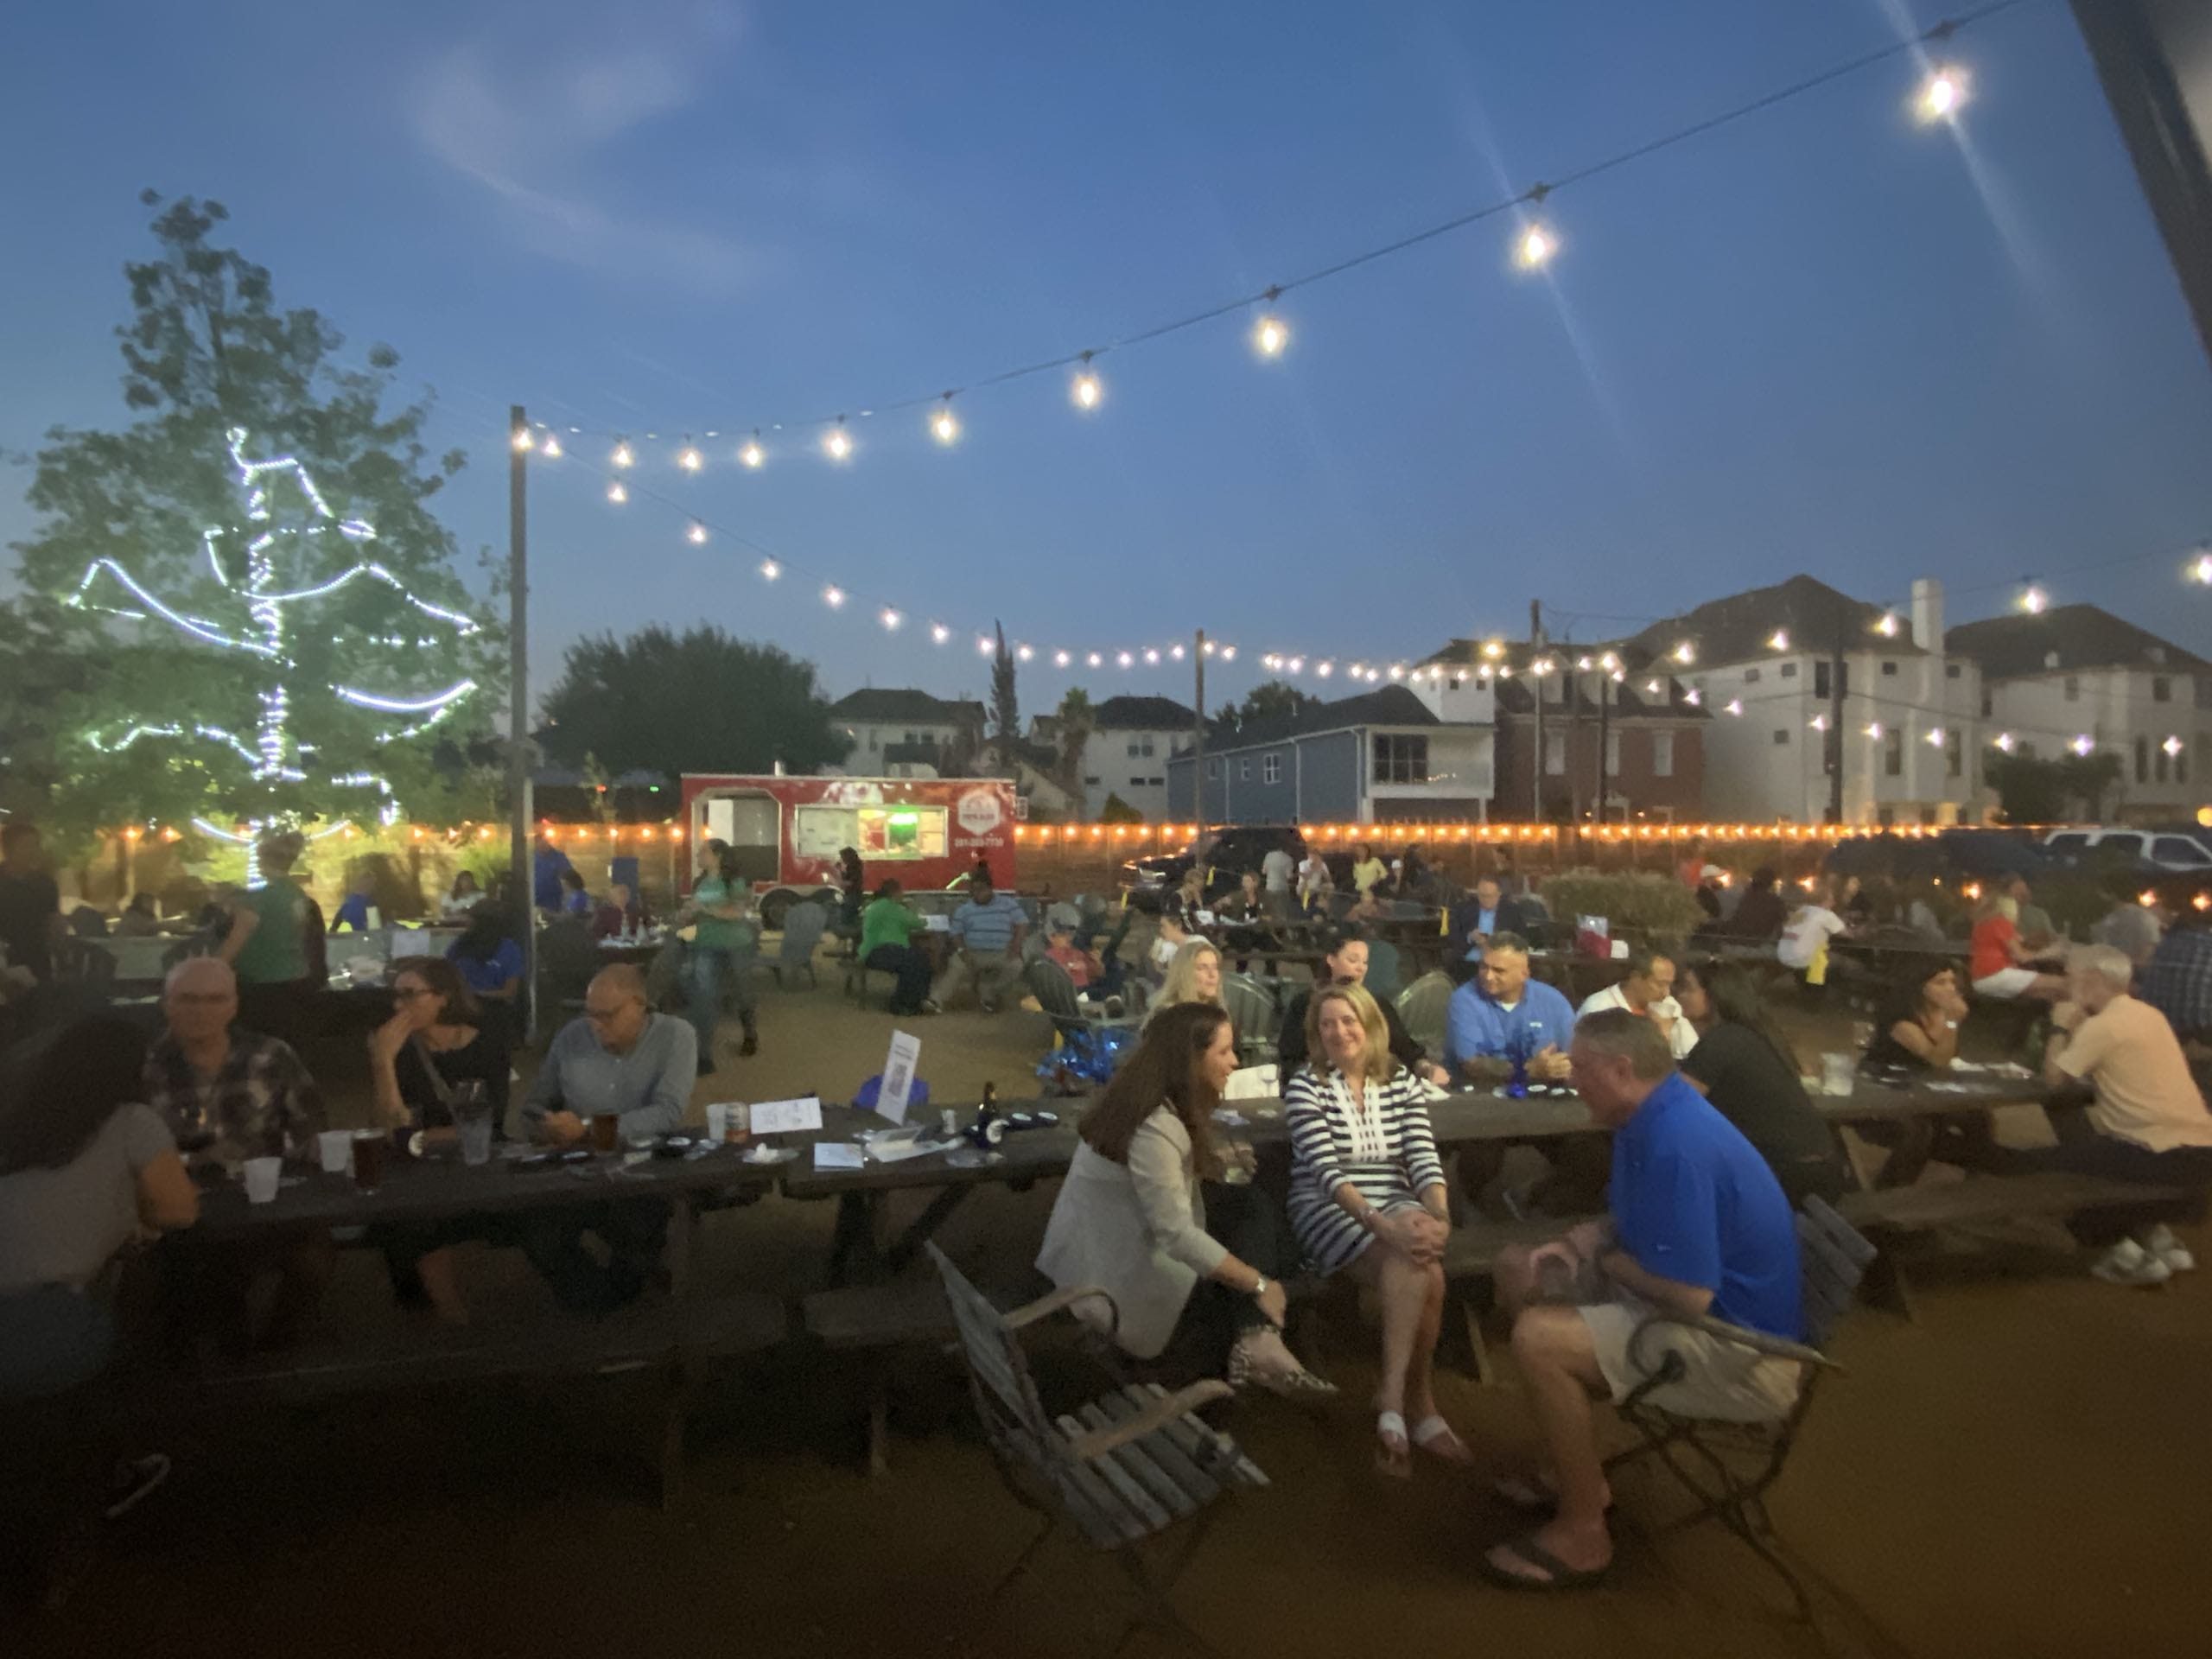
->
[[929, 874, 1027, 1014], [1443, 934, 1574, 1086], [1480, 1010, 1803, 1590]]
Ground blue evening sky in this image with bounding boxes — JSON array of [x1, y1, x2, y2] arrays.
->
[[3, 0, 2209, 715]]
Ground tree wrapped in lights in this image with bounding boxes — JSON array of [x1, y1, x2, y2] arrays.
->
[[9, 192, 499, 849]]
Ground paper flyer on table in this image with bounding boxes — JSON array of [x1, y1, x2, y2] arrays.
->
[[751, 1096, 824, 1135], [813, 1143, 865, 1170], [878, 1031, 922, 1123]]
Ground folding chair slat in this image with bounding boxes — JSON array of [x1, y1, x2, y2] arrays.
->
[[1074, 1401, 1203, 1520], [1057, 1413, 1176, 1535], [1053, 1453, 1156, 1548], [1129, 1383, 1268, 1489], [1090, 1392, 1224, 1507]]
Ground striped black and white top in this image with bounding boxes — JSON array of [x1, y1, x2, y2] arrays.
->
[[1283, 1063, 1448, 1275]]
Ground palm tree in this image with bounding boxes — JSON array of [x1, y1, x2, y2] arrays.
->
[[1055, 686, 1095, 807]]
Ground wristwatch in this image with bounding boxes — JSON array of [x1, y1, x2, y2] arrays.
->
[[1250, 1274, 1270, 1299]]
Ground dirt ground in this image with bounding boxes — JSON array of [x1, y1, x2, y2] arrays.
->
[[10, 960, 2212, 1658]]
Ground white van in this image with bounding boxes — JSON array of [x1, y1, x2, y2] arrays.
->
[[2040, 827, 2212, 873]]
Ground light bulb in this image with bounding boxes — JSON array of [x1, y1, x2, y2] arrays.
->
[[760, 559, 780, 581], [1385, 664, 1400, 680], [1993, 732, 2015, 752], [1925, 728, 1945, 747], [1724, 699, 1744, 716], [931, 623, 951, 645], [880, 608, 901, 631], [1220, 646, 1235, 661], [513, 429, 535, 452], [1915, 65, 1967, 124], [1685, 689, 1702, 706], [1483, 640, 1505, 659], [1202, 640, 1217, 656], [2164, 735, 2185, 758], [687, 523, 708, 544], [1673, 641, 1694, 664], [2072, 734, 2094, 757], [1645, 680, 1662, 696], [1768, 629, 1789, 652], [1143, 648, 1159, 665], [824, 423, 853, 461], [1865, 722, 1884, 740], [1053, 650, 1071, 668], [1810, 715, 1828, 733], [931, 403, 960, 445], [1516, 222, 1558, 270], [678, 444, 703, 472], [1876, 611, 1899, 638], [1017, 645, 1033, 663], [607, 481, 627, 504], [1116, 651, 1133, 668], [612, 442, 634, 468], [1253, 315, 1288, 357], [1086, 652, 1103, 668], [1170, 645, 1185, 660], [741, 437, 765, 468], [2020, 585, 2048, 614], [1071, 366, 1103, 410], [979, 637, 997, 657], [540, 435, 562, 458], [2192, 552, 2212, 585], [823, 585, 845, 608], [1317, 662, 1333, 677]]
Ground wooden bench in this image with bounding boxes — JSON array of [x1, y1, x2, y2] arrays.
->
[[137, 1291, 789, 1506], [1837, 1172, 2193, 1314], [800, 1277, 957, 1475]]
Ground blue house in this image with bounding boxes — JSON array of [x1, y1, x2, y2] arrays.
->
[[1164, 682, 1495, 824]]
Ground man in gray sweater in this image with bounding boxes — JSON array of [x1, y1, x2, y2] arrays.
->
[[517, 966, 696, 1313]]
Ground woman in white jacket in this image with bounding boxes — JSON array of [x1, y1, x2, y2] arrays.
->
[[1038, 1001, 1331, 1395]]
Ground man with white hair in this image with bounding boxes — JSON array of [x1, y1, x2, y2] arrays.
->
[[143, 957, 322, 1164], [2007, 944, 2212, 1287]]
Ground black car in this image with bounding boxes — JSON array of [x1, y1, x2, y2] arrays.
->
[[1119, 824, 1329, 910]]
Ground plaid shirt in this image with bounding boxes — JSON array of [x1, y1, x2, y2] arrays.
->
[[2141, 929, 2212, 1040], [143, 1028, 324, 1161]]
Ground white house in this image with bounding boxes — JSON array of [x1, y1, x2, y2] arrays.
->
[[829, 688, 984, 772], [1631, 575, 1984, 825], [1030, 695, 1196, 820], [1947, 604, 2212, 820]]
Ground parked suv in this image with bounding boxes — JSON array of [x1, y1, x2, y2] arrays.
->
[[2039, 827, 2212, 874], [1119, 824, 1330, 910]]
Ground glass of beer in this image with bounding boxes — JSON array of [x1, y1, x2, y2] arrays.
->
[[352, 1128, 388, 1192], [589, 1113, 620, 1153]]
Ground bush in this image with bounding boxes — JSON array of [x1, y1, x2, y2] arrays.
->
[[1541, 868, 1705, 946]]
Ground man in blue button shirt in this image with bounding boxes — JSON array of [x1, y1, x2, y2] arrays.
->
[[929, 874, 1027, 1014], [1443, 935, 1574, 1086], [1481, 1010, 1803, 1590]]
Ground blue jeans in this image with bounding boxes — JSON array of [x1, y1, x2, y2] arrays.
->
[[1999, 1107, 2212, 1245], [686, 944, 758, 1066]]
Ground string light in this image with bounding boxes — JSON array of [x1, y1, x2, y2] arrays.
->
[[1993, 732, 2016, 752], [824, 418, 853, 461], [2071, 734, 2094, 757], [823, 585, 846, 608], [1876, 611, 1899, 638], [1925, 728, 1945, 747], [1915, 64, 1968, 124], [741, 434, 765, 468], [2019, 584, 2048, 614], [607, 480, 627, 504], [2164, 736, 2185, 758], [1810, 714, 1829, 733], [1724, 699, 1744, 716], [1086, 652, 1103, 668], [1170, 645, 1185, 661], [931, 397, 960, 445], [512, 429, 534, 453], [1017, 645, 1034, 662], [1515, 220, 1560, 270], [1864, 722, 1884, 740], [687, 523, 709, 543], [677, 442, 703, 473], [1143, 648, 1160, 665], [1071, 353, 1103, 410], [1672, 642, 1694, 664], [539, 435, 562, 458], [760, 558, 781, 581], [979, 635, 998, 657], [880, 607, 902, 631], [1116, 651, 1134, 668], [612, 442, 634, 468], [1768, 629, 1789, 652], [1054, 650, 1071, 667], [1253, 307, 1289, 358]]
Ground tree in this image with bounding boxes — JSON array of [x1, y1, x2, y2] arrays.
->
[[989, 619, 1018, 743], [1986, 750, 2125, 823], [10, 193, 495, 844], [540, 625, 850, 778], [1098, 791, 1145, 823], [1054, 686, 1095, 792], [1212, 679, 1322, 735]]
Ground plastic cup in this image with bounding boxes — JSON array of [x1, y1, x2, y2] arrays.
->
[[243, 1156, 283, 1205], [1821, 1052, 1856, 1096], [453, 1104, 494, 1166], [706, 1103, 730, 1142], [317, 1130, 355, 1176]]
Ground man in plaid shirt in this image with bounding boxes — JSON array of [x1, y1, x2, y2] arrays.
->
[[143, 957, 323, 1162], [143, 957, 330, 1352], [2141, 908, 2212, 1047]]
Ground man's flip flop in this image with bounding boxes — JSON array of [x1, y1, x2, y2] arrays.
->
[[1491, 1475, 1616, 1516], [1410, 1415, 1477, 1468], [1480, 1535, 1611, 1592], [1374, 1410, 1412, 1479]]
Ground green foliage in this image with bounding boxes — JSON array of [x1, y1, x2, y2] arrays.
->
[[1213, 680, 1323, 735], [1097, 792, 1145, 824], [8, 193, 499, 840], [989, 620, 1018, 742], [539, 625, 850, 779], [1055, 686, 1094, 790], [1541, 868, 1706, 945], [1986, 751, 2124, 824]]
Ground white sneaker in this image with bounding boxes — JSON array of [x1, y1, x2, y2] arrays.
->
[[2142, 1225, 2196, 1272], [2091, 1238, 2173, 1287]]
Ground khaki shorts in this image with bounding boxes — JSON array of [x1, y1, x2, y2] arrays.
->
[[1576, 1290, 1802, 1424]]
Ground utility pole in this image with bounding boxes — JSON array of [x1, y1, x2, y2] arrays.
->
[[508, 406, 535, 1041], [1597, 672, 1611, 826], [1529, 600, 1546, 823], [1192, 629, 1206, 840], [1827, 606, 1846, 823]]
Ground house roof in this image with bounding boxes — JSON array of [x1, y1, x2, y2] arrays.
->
[[1196, 684, 1442, 753], [1945, 604, 2212, 680], [1092, 694, 1196, 730], [1620, 574, 1920, 666], [830, 688, 985, 724], [1492, 677, 1709, 720]]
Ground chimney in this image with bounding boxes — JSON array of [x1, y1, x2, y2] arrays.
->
[[1910, 577, 1944, 652]]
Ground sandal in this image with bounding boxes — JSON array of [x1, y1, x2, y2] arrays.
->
[[1374, 1410, 1412, 1478], [1491, 1474, 1616, 1516], [1409, 1415, 1477, 1468], [1480, 1534, 1611, 1592]]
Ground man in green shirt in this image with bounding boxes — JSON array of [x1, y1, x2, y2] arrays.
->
[[683, 841, 760, 1073], [859, 880, 935, 1014]]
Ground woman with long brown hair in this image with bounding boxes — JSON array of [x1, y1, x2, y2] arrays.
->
[[1037, 1001, 1330, 1394]]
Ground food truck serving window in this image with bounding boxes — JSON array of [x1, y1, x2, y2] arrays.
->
[[794, 804, 949, 861]]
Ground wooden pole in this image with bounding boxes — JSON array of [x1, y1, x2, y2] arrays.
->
[[508, 406, 535, 1042], [1192, 629, 1206, 836]]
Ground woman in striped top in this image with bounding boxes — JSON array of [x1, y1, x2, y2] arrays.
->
[[1286, 983, 1470, 1477]]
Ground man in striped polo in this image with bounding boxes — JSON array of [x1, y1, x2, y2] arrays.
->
[[929, 874, 1027, 1014]]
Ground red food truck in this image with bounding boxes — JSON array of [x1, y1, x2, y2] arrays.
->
[[678, 772, 1020, 926]]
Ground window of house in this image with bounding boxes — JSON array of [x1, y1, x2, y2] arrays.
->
[[1980, 690, 1993, 717], [1084, 775, 1101, 786], [1605, 730, 1621, 775], [1946, 729, 1961, 779], [1744, 667, 1762, 684], [1881, 660, 1897, 677], [1779, 662, 1798, 679], [868, 731, 880, 750], [2180, 747, 2190, 786], [1884, 728, 1903, 777], [1772, 728, 1790, 747], [2155, 742, 2171, 785], [1262, 753, 1281, 785], [1205, 760, 1220, 779], [1127, 739, 1141, 759], [1651, 730, 1674, 778], [1240, 758, 1252, 781], [2064, 677, 2080, 702], [1140, 735, 1156, 757], [1946, 664, 1961, 679], [1545, 732, 1567, 775], [2136, 735, 2150, 784], [1373, 734, 1428, 785], [2154, 677, 2172, 703]]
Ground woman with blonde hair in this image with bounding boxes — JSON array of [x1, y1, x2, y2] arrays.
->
[[1970, 892, 2066, 1001], [1144, 938, 1224, 1027], [1037, 1001, 1331, 1393], [1284, 982, 1465, 1476]]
